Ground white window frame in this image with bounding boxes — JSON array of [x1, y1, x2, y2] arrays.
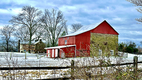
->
[[99, 49, 102, 56], [55, 49, 58, 57], [52, 49, 54, 57], [48, 50, 50, 57], [65, 40, 67, 44], [110, 50, 114, 55]]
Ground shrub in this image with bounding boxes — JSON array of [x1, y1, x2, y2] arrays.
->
[[118, 43, 125, 52], [134, 48, 138, 53], [118, 42, 139, 53], [126, 46, 133, 53]]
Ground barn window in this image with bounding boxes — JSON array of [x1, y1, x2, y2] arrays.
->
[[110, 50, 114, 55], [67, 37, 69, 39], [65, 40, 67, 44], [99, 49, 102, 56]]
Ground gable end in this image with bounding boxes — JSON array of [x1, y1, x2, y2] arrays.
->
[[90, 20, 118, 35]]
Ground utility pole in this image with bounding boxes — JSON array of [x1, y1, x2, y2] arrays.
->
[[18, 40, 20, 52]]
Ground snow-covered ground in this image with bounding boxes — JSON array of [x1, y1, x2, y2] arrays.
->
[[0, 52, 141, 67], [0, 52, 68, 67], [0, 52, 142, 79]]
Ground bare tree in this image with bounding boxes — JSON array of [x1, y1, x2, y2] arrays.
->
[[127, 0, 142, 22], [71, 23, 83, 32], [0, 25, 15, 52], [127, 0, 142, 48], [13, 27, 29, 42], [10, 6, 42, 53], [35, 25, 46, 41], [41, 9, 67, 46]]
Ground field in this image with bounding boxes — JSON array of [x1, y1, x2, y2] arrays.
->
[[0, 52, 142, 79]]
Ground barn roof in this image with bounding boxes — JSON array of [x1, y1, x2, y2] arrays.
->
[[60, 20, 118, 38], [44, 45, 76, 49], [60, 22, 100, 38]]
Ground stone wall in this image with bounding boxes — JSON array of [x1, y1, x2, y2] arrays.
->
[[20, 44, 35, 53], [90, 33, 118, 57], [35, 42, 46, 53]]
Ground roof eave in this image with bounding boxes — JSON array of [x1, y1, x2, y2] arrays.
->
[[44, 45, 76, 49]]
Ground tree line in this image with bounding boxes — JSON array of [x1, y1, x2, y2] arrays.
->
[[0, 6, 83, 52], [118, 42, 140, 53]]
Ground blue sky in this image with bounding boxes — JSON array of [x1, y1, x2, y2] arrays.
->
[[0, 0, 142, 46]]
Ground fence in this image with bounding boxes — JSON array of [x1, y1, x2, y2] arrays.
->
[[0, 56, 141, 80]]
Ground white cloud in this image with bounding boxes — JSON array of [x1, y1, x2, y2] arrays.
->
[[0, 0, 141, 44], [129, 31, 142, 35], [0, 8, 21, 15], [0, 0, 29, 5], [119, 37, 142, 42], [113, 17, 123, 21], [59, 5, 78, 12], [0, 9, 8, 14]]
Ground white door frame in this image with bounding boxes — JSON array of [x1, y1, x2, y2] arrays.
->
[[52, 49, 54, 58], [47, 50, 50, 57], [55, 49, 58, 57]]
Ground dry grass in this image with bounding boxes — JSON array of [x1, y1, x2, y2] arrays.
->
[[0, 52, 142, 80]]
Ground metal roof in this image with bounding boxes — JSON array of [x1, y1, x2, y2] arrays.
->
[[60, 21, 104, 38], [44, 45, 76, 49], [20, 39, 46, 45], [20, 41, 35, 44]]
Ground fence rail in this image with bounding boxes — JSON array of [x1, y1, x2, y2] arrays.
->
[[0, 62, 139, 70], [0, 66, 70, 70], [0, 56, 141, 80]]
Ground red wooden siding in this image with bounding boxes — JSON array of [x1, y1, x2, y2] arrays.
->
[[75, 31, 90, 57], [46, 49, 52, 57], [51, 49, 53, 58], [91, 21, 119, 35], [58, 36, 77, 57], [46, 47, 75, 58], [58, 36, 75, 46], [60, 46, 75, 58], [46, 49, 58, 58]]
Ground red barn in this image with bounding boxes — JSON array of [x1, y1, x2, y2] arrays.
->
[[45, 20, 119, 58]]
